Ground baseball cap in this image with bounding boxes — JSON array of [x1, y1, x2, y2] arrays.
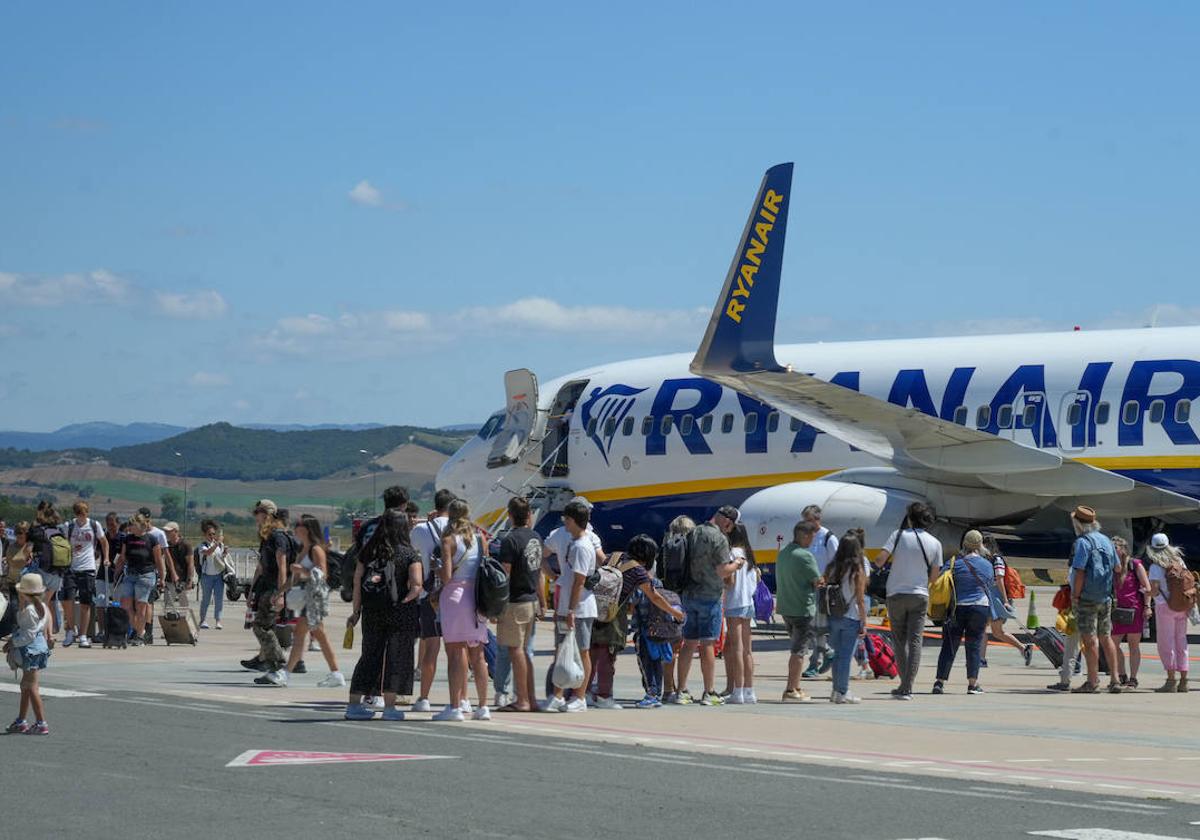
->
[[1150, 533, 1170, 549], [569, 496, 593, 511], [163, 521, 180, 533]]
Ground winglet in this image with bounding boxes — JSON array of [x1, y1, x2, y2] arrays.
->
[[690, 162, 793, 375]]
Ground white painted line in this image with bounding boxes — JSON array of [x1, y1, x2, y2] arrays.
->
[[1008, 758, 1054, 763], [1121, 757, 1159, 762], [226, 749, 456, 768], [1030, 831, 1194, 839], [1097, 801, 1169, 812], [1065, 758, 1104, 763], [0, 684, 102, 698]]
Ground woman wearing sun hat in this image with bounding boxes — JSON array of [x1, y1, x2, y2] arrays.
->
[[3, 573, 52, 735]]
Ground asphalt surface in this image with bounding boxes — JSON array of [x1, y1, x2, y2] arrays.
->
[[3, 687, 1199, 840]]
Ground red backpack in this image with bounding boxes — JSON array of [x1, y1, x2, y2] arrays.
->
[[865, 632, 898, 679]]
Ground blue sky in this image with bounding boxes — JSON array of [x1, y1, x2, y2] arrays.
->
[[2, 3, 1198, 431]]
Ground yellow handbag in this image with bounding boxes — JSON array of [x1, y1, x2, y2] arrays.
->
[[928, 556, 956, 621], [1056, 610, 1077, 635]]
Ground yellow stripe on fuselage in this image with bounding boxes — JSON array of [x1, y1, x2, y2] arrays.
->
[[578, 470, 838, 503], [1078, 455, 1200, 471]]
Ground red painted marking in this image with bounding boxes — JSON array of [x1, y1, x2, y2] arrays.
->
[[227, 750, 453, 767]]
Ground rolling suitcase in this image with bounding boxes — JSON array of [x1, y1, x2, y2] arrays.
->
[[1033, 626, 1065, 669], [104, 605, 130, 649], [159, 583, 199, 646]]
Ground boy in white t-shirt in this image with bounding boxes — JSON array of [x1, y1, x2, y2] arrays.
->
[[62, 501, 107, 649], [543, 499, 599, 713]]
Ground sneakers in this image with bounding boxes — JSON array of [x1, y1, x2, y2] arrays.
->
[[636, 695, 662, 709], [801, 667, 819, 679], [593, 696, 623, 710], [833, 692, 862, 705], [215, 621, 223, 630], [891, 690, 913, 701], [412, 698, 433, 712], [743, 689, 758, 705], [1022, 644, 1034, 666], [144, 630, 153, 645], [64, 629, 77, 647], [725, 688, 745, 705], [365, 695, 385, 710], [5, 718, 30, 734], [265, 669, 289, 687], [381, 708, 406, 721], [967, 684, 985, 695], [671, 690, 694, 705], [432, 705, 465, 722], [31, 721, 49, 736], [1047, 681, 1070, 691], [344, 704, 375, 721], [292, 660, 307, 674], [129, 637, 144, 647], [663, 691, 679, 704], [317, 671, 347, 688], [699, 691, 725, 706], [564, 698, 587, 713], [473, 706, 492, 721], [494, 692, 512, 708], [781, 688, 811, 703], [817, 650, 836, 675], [932, 681, 945, 695], [77, 635, 91, 649], [241, 657, 267, 672], [199, 621, 210, 630], [459, 699, 473, 714], [541, 696, 567, 712]]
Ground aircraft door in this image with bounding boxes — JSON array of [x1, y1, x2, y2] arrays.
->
[[542, 380, 589, 478], [487, 369, 540, 469], [1057, 390, 1091, 454]]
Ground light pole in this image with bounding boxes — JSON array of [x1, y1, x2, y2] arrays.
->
[[174, 451, 187, 525], [359, 449, 376, 514]]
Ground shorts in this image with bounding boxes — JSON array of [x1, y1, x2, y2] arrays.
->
[[118, 571, 158, 604], [497, 601, 537, 649], [1076, 598, 1112, 637], [39, 571, 63, 593], [725, 604, 754, 620], [783, 615, 815, 656], [418, 598, 442, 639], [555, 616, 594, 650], [21, 649, 49, 671], [682, 597, 723, 642], [62, 570, 97, 605]]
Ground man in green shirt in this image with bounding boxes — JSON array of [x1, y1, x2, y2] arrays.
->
[[775, 521, 820, 702]]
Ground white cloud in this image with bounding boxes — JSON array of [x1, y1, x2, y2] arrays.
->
[[461, 297, 708, 335], [348, 179, 384, 208], [189, 371, 230, 388], [256, 308, 432, 355], [0, 269, 131, 307], [278, 314, 336, 336], [155, 289, 229, 319]]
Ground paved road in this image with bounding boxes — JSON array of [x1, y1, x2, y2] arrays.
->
[[2, 687, 1199, 839]]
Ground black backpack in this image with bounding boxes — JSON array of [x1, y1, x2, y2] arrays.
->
[[474, 538, 510, 620], [660, 532, 692, 592], [324, 550, 344, 591], [359, 528, 400, 609]]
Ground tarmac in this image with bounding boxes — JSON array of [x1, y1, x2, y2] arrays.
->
[[4, 587, 1200, 838]]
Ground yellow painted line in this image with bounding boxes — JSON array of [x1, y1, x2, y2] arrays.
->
[[1079, 456, 1200, 470], [579, 470, 837, 503]]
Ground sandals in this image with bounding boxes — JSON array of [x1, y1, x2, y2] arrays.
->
[[496, 703, 533, 713], [1070, 681, 1099, 694]]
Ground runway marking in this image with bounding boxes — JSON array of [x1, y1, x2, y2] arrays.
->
[[1097, 801, 1169, 812], [0, 684, 101, 698], [226, 749, 456, 768], [1030, 831, 1195, 839]]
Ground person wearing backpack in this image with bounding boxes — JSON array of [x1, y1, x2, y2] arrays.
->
[[344, 509, 423, 720], [495, 496, 543, 713], [410, 488, 452, 712], [1106, 536, 1150, 689], [979, 536, 1033, 668], [659, 515, 695, 703], [62, 501, 108, 649], [625, 534, 686, 708], [676, 505, 741, 707], [244, 500, 292, 686], [434, 499, 493, 721], [873, 502, 942, 701], [1145, 532, 1194, 693], [824, 533, 868, 704], [590, 537, 660, 710], [721, 523, 759, 704], [931, 531, 996, 696], [1067, 505, 1122, 694], [27, 502, 67, 638]]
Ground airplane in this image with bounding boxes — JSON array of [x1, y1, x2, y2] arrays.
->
[[437, 163, 1200, 566]]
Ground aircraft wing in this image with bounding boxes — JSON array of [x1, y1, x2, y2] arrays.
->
[[690, 163, 1200, 515]]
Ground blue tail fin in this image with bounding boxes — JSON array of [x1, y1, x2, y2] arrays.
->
[[690, 162, 793, 375]]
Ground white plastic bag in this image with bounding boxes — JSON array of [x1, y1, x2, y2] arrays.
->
[[552, 627, 585, 689], [1189, 605, 1200, 627]]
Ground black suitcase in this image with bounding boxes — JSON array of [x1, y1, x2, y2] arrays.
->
[[1033, 626, 1065, 669], [104, 606, 130, 649]]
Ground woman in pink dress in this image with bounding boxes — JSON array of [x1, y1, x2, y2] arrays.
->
[[1110, 536, 1151, 688]]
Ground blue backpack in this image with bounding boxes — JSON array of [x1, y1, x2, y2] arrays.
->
[[1079, 534, 1116, 603]]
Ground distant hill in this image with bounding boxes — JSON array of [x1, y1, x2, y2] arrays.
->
[[106, 422, 473, 481], [0, 422, 188, 451], [240, 423, 388, 432]]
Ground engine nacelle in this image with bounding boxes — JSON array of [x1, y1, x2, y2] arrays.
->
[[738, 480, 955, 562]]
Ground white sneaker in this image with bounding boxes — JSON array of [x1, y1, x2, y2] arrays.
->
[[199, 621, 210, 630], [317, 671, 346, 688], [743, 689, 758, 705], [564, 697, 587, 713], [459, 699, 473, 714], [593, 696, 623, 710], [64, 629, 77, 647], [830, 691, 841, 704], [365, 695, 385, 710], [726, 688, 746, 705], [540, 696, 567, 712], [77, 636, 91, 649], [473, 705, 492, 721], [493, 692, 511, 708], [835, 692, 862, 705], [266, 669, 288, 687], [412, 698, 432, 712], [432, 705, 465, 722]]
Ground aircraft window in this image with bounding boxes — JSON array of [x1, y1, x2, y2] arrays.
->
[[1022, 404, 1038, 428], [661, 415, 674, 435], [1149, 400, 1166, 424], [767, 412, 780, 433], [997, 405, 1013, 429], [477, 413, 504, 440], [680, 414, 695, 435], [976, 406, 991, 428], [700, 415, 713, 434], [721, 413, 735, 434], [586, 418, 598, 436], [641, 417, 653, 436], [1067, 403, 1082, 426], [622, 417, 634, 436], [603, 417, 618, 437], [1122, 401, 1139, 425], [790, 417, 802, 432], [744, 413, 759, 434], [1176, 400, 1192, 424], [952, 406, 968, 426], [1096, 402, 1111, 425]]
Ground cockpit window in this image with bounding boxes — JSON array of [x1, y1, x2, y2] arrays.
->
[[477, 412, 505, 440]]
